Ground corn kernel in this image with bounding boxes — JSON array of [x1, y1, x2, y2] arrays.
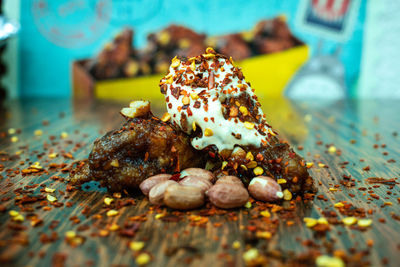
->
[[130, 241, 145, 251], [161, 112, 171, 122], [306, 162, 314, 168], [190, 60, 196, 71], [47, 195, 57, 203], [155, 213, 165, 219], [109, 223, 120, 231], [13, 214, 24, 222], [316, 255, 345, 267], [106, 210, 119, 217], [170, 56, 180, 68], [104, 197, 114, 206], [136, 253, 151, 266], [317, 217, 329, 225], [318, 163, 326, 168], [253, 166, 264, 176], [246, 161, 257, 169], [65, 231, 76, 238], [49, 153, 58, 158], [206, 47, 215, 54], [342, 217, 357, 226], [190, 93, 199, 100], [9, 210, 19, 217], [244, 121, 255, 129], [8, 128, 16, 134], [221, 161, 228, 170], [182, 96, 190, 105], [240, 164, 248, 171], [11, 136, 18, 143], [239, 106, 248, 116], [243, 248, 259, 263], [204, 128, 213, 137], [61, 132, 68, 139], [334, 202, 344, 208], [110, 159, 119, 167], [267, 128, 276, 136], [256, 231, 271, 239], [244, 201, 252, 208], [232, 240, 241, 249], [45, 187, 55, 193], [277, 179, 287, 184], [283, 189, 292, 201], [303, 217, 317, 228], [260, 210, 271, 218], [34, 129, 43, 136], [246, 152, 254, 161], [328, 146, 337, 154], [358, 219, 372, 227]]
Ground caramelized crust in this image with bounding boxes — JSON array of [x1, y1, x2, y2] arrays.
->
[[70, 113, 206, 192]]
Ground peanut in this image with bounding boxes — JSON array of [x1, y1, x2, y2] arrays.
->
[[180, 168, 215, 183], [140, 174, 172, 196], [215, 175, 244, 186], [179, 176, 212, 193], [207, 183, 249, 209], [248, 176, 283, 202], [164, 184, 205, 210], [148, 180, 177, 205]]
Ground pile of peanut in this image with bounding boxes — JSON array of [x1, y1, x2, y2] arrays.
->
[[140, 168, 285, 210]]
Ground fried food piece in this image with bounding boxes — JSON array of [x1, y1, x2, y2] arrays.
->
[[69, 101, 206, 193]]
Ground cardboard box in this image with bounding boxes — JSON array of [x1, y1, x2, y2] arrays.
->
[[72, 45, 309, 100]]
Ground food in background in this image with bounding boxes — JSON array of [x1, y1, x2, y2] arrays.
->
[[85, 17, 302, 80]]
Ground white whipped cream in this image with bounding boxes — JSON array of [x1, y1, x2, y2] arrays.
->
[[160, 50, 275, 152]]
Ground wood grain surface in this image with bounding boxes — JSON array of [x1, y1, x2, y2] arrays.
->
[[0, 98, 399, 267]]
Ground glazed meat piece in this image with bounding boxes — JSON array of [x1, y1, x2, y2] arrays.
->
[[159, 48, 315, 195], [70, 101, 206, 193]]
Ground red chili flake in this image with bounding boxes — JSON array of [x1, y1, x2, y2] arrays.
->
[[362, 166, 370, 171], [171, 86, 181, 99], [193, 101, 201, 109], [168, 103, 172, 109], [169, 173, 181, 181], [210, 117, 215, 123], [208, 151, 215, 158], [187, 107, 193, 117], [204, 117, 208, 122]]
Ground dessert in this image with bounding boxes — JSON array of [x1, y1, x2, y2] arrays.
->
[[159, 48, 314, 195]]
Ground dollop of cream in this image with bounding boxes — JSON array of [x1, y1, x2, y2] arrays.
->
[[160, 49, 275, 152]]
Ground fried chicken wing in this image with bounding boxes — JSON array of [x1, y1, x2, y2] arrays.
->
[[70, 101, 206, 192]]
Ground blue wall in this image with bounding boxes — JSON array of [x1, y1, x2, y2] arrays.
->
[[19, 0, 366, 97]]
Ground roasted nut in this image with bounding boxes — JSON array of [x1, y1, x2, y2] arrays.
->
[[164, 184, 205, 210], [179, 176, 212, 193], [180, 168, 215, 183], [148, 180, 178, 205], [139, 174, 172, 196], [215, 175, 244, 186], [207, 183, 249, 209], [120, 100, 150, 118], [248, 176, 283, 202]]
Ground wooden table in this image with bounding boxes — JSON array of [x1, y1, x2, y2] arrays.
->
[[0, 98, 399, 267]]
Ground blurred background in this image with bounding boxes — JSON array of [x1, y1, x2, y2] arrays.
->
[[0, 0, 398, 104]]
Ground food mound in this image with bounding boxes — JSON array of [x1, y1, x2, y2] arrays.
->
[[159, 48, 314, 194], [70, 48, 315, 209]]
